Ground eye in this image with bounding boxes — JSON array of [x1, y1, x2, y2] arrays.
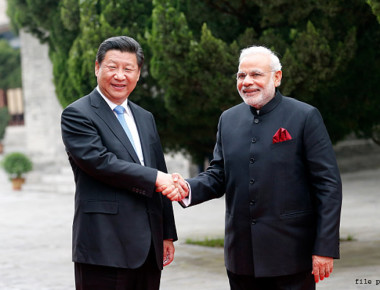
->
[[251, 72, 263, 78], [107, 65, 116, 70], [236, 73, 246, 80]]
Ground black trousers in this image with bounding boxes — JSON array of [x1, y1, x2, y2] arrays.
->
[[75, 246, 161, 290], [227, 269, 315, 290]]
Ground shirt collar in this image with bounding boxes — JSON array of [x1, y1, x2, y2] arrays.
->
[[96, 86, 129, 111]]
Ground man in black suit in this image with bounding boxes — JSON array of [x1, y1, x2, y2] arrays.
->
[[162, 45, 342, 289], [61, 36, 185, 290]]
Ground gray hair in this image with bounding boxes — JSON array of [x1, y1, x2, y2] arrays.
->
[[239, 46, 282, 71]]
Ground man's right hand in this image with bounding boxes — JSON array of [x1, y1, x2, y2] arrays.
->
[[155, 172, 189, 201]]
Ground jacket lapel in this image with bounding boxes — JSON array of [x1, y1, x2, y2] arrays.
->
[[129, 101, 152, 167], [89, 90, 140, 164]]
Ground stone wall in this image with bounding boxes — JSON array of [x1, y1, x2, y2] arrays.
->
[[19, 30, 68, 171]]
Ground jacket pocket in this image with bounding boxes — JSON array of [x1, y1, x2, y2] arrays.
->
[[280, 209, 314, 220], [83, 200, 119, 214]]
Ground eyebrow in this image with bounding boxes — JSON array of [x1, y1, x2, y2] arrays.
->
[[237, 69, 265, 74], [103, 60, 138, 68]]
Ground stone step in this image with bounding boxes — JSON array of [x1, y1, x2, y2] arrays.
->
[[21, 165, 75, 194], [39, 171, 73, 184], [22, 181, 74, 194]]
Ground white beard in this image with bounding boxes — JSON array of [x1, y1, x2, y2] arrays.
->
[[238, 77, 276, 109]]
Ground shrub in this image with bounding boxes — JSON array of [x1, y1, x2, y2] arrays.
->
[[2, 152, 33, 178]]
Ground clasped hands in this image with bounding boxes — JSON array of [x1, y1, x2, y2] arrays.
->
[[156, 171, 189, 201]]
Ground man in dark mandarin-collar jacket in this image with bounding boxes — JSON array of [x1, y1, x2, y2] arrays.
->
[[164, 46, 342, 290]]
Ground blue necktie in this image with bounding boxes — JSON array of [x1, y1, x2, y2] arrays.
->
[[113, 105, 136, 151]]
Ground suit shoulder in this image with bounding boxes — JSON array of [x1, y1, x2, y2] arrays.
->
[[280, 95, 325, 124], [221, 102, 248, 117], [281, 95, 316, 112], [64, 93, 92, 111]]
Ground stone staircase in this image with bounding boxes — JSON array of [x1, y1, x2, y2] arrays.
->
[[22, 163, 75, 194], [334, 138, 380, 173]]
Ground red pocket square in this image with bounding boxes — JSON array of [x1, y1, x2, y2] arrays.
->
[[273, 128, 292, 144]]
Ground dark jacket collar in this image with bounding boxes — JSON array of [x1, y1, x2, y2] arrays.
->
[[250, 90, 282, 116]]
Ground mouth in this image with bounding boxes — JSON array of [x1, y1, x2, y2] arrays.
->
[[111, 84, 126, 89], [242, 88, 260, 95]]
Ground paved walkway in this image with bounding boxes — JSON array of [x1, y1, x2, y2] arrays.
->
[[0, 166, 379, 289]]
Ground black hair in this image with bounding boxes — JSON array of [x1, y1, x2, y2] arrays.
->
[[96, 36, 144, 68]]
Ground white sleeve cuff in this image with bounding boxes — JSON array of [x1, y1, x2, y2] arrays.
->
[[180, 181, 192, 207]]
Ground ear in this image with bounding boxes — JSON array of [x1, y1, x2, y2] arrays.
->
[[274, 70, 282, 87], [95, 61, 100, 77], [137, 68, 141, 82]]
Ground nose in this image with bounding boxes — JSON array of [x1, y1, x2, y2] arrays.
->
[[242, 75, 254, 86], [114, 69, 126, 80]]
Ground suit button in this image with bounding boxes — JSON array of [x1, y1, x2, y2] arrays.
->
[[251, 219, 257, 225], [251, 137, 257, 143], [250, 158, 255, 164], [254, 119, 259, 124], [250, 200, 256, 205], [250, 179, 255, 184]]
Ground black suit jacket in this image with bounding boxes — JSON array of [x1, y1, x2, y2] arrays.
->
[[187, 91, 342, 277], [61, 89, 177, 269]]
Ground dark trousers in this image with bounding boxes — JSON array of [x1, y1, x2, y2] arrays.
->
[[75, 247, 161, 290], [227, 269, 315, 290]]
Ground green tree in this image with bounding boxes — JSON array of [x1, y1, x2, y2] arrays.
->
[[0, 107, 11, 143], [148, 0, 244, 163], [0, 39, 21, 89], [149, 0, 380, 159], [6, 0, 174, 150], [6, 0, 380, 165], [0, 39, 21, 142], [368, 0, 380, 22]]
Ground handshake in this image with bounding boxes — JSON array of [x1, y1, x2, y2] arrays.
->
[[155, 171, 189, 201]]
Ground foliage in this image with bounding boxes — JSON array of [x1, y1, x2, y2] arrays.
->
[[149, 0, 380, 155], [0, 107, 11, 140], [2, 152, 33, 178], [0, 39, 22, 89], [340, 234, 355, 242], [368, 0, 380, 23], [148, 1, 242, 162], [6, 0, 380, 165]]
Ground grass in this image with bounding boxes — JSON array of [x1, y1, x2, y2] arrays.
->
[[185, 234, 354, 247], [185, 237, 225, 248], [340, 234, 355, 242], [186, 234, 355, 247]]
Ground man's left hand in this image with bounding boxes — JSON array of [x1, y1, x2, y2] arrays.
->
[[163, 240, 175, 267], [312, 255, 333, 283]]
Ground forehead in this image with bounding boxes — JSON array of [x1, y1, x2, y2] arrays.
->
[[103, 50, 138, 66], [238, 53, 271, 72]]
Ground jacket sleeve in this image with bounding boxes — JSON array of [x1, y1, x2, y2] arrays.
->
[[61, 104, 158, 197], [186, 116, 226, 206], [304, 108, 342, 258], [151, 119, 178, 241]]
